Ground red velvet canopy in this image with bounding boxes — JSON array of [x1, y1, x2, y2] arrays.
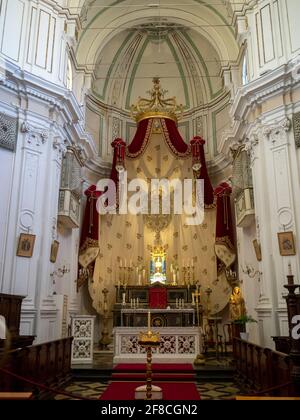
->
[[214, 182, 235, 249], [126, 118, 190, 158], [214, 182, 236, 270], [78, 117, 235, 288]]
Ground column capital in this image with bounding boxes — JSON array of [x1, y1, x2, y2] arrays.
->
[[263, 118, 291, 147]]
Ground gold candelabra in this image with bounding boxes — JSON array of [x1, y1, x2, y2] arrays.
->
[[205, 287, 212, 317], [170, 262, 179, 286], [138, 312, 160, 400], [182, 262, 195, 287], [193, 284, 205, 366], [99, 288, 112, 350]]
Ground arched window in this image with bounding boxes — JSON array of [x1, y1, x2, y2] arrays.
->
[[242, 54, 249, 86], [66, 58, 73, 91]]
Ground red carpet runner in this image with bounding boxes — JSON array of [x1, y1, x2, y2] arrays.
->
[[100, 364, 200, 400]]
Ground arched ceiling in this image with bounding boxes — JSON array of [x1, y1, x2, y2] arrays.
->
[[92, 24, 224, 109], [68, 1, 241, 110]]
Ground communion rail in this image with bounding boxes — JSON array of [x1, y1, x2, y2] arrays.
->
[[0, 337, 73, 399], [233, 338, 294, 397]]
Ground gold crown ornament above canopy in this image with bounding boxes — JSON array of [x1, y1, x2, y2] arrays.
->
[[131, 77, 183, 124]]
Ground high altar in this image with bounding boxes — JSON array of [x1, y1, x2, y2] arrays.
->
[[78, 78, 236, 363]]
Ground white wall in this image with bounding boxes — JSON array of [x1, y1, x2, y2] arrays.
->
[[0, 0, 69, 87], [221, 0, 300, 348], [0, 0, 97, 343]]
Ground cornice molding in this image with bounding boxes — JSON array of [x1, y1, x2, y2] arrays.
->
[[219, 56, 300, 156], [0, 59, 117, 173], [87, 89, 231, 123]]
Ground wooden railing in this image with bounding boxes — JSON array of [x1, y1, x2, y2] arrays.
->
[[233, 338, 294, 396], [0, 337, 73, 398]]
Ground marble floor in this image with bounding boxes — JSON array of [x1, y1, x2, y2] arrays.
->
[[54, 380, 240, 400], [55, 349, 239, 400]]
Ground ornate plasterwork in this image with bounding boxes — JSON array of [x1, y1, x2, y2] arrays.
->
[[112, 117, 121, 139], [0, 113, 18, 151], [244, 133, 259, 166], [120, 332, 196, 355], [293, 112, 300, 148], [264, 118, 291, 146], [71, 316, 95, 363], [20, 121, 48, 148]]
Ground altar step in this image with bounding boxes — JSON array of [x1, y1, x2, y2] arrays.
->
[[195, 365, 235, 382], [72, 363, 235, 383]]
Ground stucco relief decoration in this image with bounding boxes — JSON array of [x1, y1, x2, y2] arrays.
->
[[159, 335, 176, 354], [73, 319, 92, 338], [178, 336, 195, 354], [112, 117, 121, 139], [0, 112, 18, 151], [121, 335, 139, 354], [293, 112, 300, 148], [264, 118, 291, 146], [244, 134, 259, 166], [20, 121, 48, 148], [72, 340, 92, 359]]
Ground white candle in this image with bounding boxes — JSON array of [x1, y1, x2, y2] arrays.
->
[[192, 293, 195, 305], [148, 311, 151, 331], [125, 258, 127, 267], [120, 259, 123, 268], [288, 262, 292, 276], [138, 273, 142, 285], [122, 293, 126, 305]]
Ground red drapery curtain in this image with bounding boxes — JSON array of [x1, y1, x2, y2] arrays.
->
[[78, 117, 217, 286], [126, 119, 150, 157], [163, 118, 190, 155], [191, 136, 214, 207], [80, 185, 101, 248], [214, 182, 236, 269], [78, 142, 121, 288], [80, 140, 120, 249], [126, 118, 190, 158]]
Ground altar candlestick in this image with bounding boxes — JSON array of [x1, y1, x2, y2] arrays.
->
[[148, 311, 151, 331]]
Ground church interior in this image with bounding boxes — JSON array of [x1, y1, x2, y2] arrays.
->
[[1, 0, 300, 401]]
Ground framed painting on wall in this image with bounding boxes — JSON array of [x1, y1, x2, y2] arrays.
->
[[16, 234, 36, 258], [50, 240, 60, 263], [253, 239, 262, 261], [277, 231, 296, 256]]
